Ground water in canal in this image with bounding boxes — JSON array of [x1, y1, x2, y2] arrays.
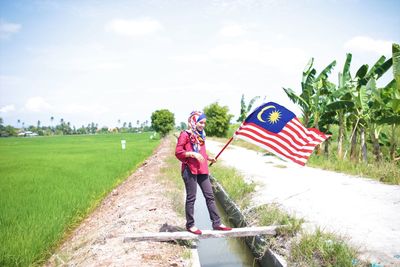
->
[[193, 185, 260, 267]]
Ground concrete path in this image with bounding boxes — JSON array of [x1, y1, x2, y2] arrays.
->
[[207, 140, 400, 266]]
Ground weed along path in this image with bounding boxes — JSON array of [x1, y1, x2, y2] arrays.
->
[[206, 140, 400, 266], [46, 138, 189, 267]]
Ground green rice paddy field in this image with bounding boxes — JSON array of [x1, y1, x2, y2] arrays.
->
[[0, 133, 160, 266]]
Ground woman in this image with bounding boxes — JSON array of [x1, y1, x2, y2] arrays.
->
[[175, 111, 232, 235]]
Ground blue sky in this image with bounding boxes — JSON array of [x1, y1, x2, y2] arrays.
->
[[1, 0, 399, 128]]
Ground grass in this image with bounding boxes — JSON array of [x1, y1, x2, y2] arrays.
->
[[0, 133, 160, 266], [290, 228, 366, 267], [308, 153, 400, 185], [248, 203, 303, 237], [209, 163, 256, 209]]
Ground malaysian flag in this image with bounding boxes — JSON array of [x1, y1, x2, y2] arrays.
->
[[235, 102, 330, 166]]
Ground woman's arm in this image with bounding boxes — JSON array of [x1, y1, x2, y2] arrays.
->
[[175, 132, 189, 161]]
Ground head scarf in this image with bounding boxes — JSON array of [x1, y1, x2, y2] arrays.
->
[[186, 111, 206, 152]]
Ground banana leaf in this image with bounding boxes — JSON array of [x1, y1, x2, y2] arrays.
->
[[326, 100, 354, 111], [366, 55, 386, 78], [358, 85, 369, 112], [375, 58, 393, 80], [355, 64, 369, 86], [376, 115, 400, 124], [316, 60, 337, 81], [393, 43, 400, 92], [283, 87, 309, 109]]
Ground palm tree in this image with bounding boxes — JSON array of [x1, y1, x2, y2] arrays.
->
[[50, 116, 54, 134]]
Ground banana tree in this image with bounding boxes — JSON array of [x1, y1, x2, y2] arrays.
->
[[237, 94, 260, 122], [374, 43, 400, 160], [283, 58, 336, 128], [324, 53, 354, 159], [350, 56, 393, 162], [311, 60, 337, 129], [283, 58, 315, 126], [373, 79, 400, 160], [391, 43, 400, 159]]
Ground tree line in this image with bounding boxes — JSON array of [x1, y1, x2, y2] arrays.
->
[[0, 117, 152, 137]]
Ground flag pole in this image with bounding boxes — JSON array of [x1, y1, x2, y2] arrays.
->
[[209, 136, 234, 167]]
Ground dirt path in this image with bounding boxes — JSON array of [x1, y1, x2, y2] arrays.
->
[[46, 138, 189, 267], [207, 140, 400, 266]]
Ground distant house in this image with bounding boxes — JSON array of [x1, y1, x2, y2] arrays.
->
[[18, 131, 38, 137]]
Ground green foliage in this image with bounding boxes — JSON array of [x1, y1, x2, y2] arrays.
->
[[0, 134, 160, 266], [178, 122, 187, 131], [203, 102, 233, 137], [0, 125, 17, 137], [151, 109, 175, 137]]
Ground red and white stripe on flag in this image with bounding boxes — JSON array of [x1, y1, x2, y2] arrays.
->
[[234, 117, 330, 166]]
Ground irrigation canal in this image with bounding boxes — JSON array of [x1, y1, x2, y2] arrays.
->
[[194, 185, 260, 267]]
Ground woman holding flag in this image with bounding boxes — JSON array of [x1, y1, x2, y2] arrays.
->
[[175, 111, 232, 235]]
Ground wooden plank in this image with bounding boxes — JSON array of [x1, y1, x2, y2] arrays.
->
[[123, 226, 279, 242]]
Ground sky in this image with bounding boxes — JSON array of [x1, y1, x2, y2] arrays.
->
[[0, 0, 399, 128]]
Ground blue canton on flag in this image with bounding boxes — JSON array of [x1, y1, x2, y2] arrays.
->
[[235, 102, 330, 166], [244, 102, 295, 133]]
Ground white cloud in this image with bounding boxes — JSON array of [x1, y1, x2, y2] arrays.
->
[[105, 18, 163, 36], [25, 97, 52, 112], [0, 20, 21, 39], [219, 23, 246, 37], [344, 36, 393, 55], [0, 104, 15, 113]]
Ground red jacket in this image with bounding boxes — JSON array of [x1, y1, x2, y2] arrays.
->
[[175, 131, 209, 175]]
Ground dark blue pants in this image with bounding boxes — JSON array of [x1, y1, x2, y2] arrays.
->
[[182, 166, 221, 228]]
